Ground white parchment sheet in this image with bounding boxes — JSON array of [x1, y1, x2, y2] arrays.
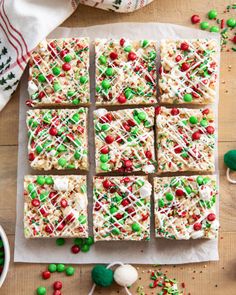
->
[[14, 23, 221, 264]]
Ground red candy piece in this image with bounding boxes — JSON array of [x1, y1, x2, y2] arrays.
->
[[103, 179, 112, 189], [49, 127, 58, 136], [127, 119, 136, 127], [128, 52, 137, 61], [94, 202, 101, 211], [193, 223, 202, 231], [53, 281, 63, 290], [110, 52, 118, 60], [181, 62, 190, 71], [155, 106, 161, 115], [105, 135, 114, 144], [31, 199, 40, 207], [145, 150, 152, 159], [207, 213, 216, 221], [124, 160, 132, 168], [42, 270, 51, 280], [191, 15, 201, 24], [53, 291, 62, 295], [174, 146, 183, 154], [175, 189, 185, 197], [192, 131, 201, 140], [60, 199, 68, 208], [117, 94, 127, 104], [45, 225, 53, 234], [180, 42, 189, 51], [121, 199, 130, 207], [38, 91, 45, 99], [116, 135, 123, 144], [28, 153, 35, 161], [232, 35, 236, 44], [120, 38, 125, 46], [71, 245, 80, 254], [171, 108, 180, 116], [123, 122, 131, 132], [206, 126, 215, 134], [202, 108, 209, 115], [62, 63, 71, 71], [175, 55, 182, 62], [101, 146, 109, 154]]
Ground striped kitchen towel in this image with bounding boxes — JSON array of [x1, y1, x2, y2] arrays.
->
[[0, 0, 153, 111]]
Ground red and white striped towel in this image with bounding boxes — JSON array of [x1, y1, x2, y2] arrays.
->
[[0, 0, 153, 111]]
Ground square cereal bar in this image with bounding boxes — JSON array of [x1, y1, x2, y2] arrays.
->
[[154, 175, 219, 239], [28, 38, 89, 106], [156, 106, 215, 173], [94, 107, 156, 173], [95, 38, 157, 105], [159, 39, 218, 104], [27, 108, 88, 170], [24, 175, 88, 238], [93, 176, 152, 241]]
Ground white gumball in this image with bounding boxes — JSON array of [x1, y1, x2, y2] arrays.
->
[[114, 264, 138, 287]]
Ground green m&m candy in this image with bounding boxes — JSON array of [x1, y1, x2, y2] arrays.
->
[[99, 55, 107, 64], [72, 113, 80, 122], [165, 192, 174, 201], [138, 112, 146, 121], [65, 266, 75, 276], [74, 238, 84, 247], [57, 263, 65, 272], [112, 228, 120, 235], [105, 68, 114, 76], [64, 54, 72, 62], [183, 93, 192, 102], [158, 198, 165, 208], [56, 238, 65, 246], [197, 176, 204, 185], [132, 222, 140, 232], [124, 88, 134, 100], [53, 82, 61, 92], [72, 98, 80, 105], [210, 26, 220, 33], [80, 76, 88, 84], [208, 9, 217, 20], [37, 176, 45, 185], [38, 74, 46, 83], [58, 158, 67, 167], [141, 39, 149, 48], [200, 119, 208, 127], [52, 66, 61, 76], [100, 163, 109, 171], [100, 154, 109, 163], [200, 22, 210, 30], [227, 18, 236, 28], [189, 116, 198, 124], [101, 80, 111, 90], [48, 263, 57, 273], [36, 286, 46, 295], [81, 244, 90, 252], [85, 236, 94, 246], [45, 177, 53, 185], [78, 214, 87, 224]]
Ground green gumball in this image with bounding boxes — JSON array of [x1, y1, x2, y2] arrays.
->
[[91, 265, 114, 287]]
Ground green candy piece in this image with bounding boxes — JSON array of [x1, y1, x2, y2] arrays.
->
[[110, 206, 118, 214], [48, 263, 57, 273], [27, 183, 35, 192], [138, 112, 146, 121], [67, 90, 75, 97], [200, 119, 208, 127], [57, 263, 65, 272], [189, 116, 198, 124], [101, 124, 110, 131], [185, 186, 192, 194], [132, 222, 140, 232], [111, 228, 120, 235], [224, 150, 236, 171], [53, 82, 61, 92], [81, 244, 90, 252], [30, 192, 37, 199], [100, 154, 109, 163], [57, 144, 67, 153], [40, 192, 48, 202], [208, 9, 217, 20], [124, 89, 134, 100], [158, 198, 165, 208], [165, 192, 174, 201], [203, 177, 210, 184], [72, 98, 80, 105], [43, 113, 52, 124], [80, 76, 88, 84], [181, 152, 188, 158], [45, 177, 53, 185], [124, 45, 132, 52], [200, 22, 210, 30], [141, 39, 149, 48], [74, 238, 84, 247], [101, 80, 111, 90], [91, 265, 114, 287], [38, 74, 46, 83], [183, 93, 192, 102], [105, 67, 114, 76], [56, 238, 65, 246], [227, 18, 236, 28], [210, 26, 220, 33], [78, 214, 87, 224], [99, 55, 107, 64], [58, 158, 67, 167], [37, 176, 45, 185], [197, 176, 204, 185], [64, 54, 72, 62], [52, 66, 61, 76], [36, 145, 43, 154], [149, 51, 157, 60], [100, 163, 109, 171], [37, 286, 46, 295], [74, 150, 82, 160], [85, 236, 94, 246], [72, 113, 80, 122], [65, 266, 75, 276]]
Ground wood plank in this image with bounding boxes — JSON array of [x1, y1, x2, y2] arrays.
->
[[1, 142, 236, 235], [0, 232, 235, 294]]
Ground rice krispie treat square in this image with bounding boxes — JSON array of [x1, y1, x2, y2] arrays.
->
[[156, 106, 215, 173], [94, 107, 156, 173], [159, 39, 218, 104], [24, 175, 88, 238], [154, 175, 219, 239], [28, 38, 89, 106], [27, 108, 88, 170], [93, 176, 152, 241], [95, 38, 157, 105]]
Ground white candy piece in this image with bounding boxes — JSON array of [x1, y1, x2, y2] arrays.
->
[[114, 264, 138, 287], [199, 185, 212, 201], [53, 177, 69, 192], [28, 80, 38, 96], [95, 108, 107, 118], [140, 183, 152, 198], [143, 164, 155, 174]]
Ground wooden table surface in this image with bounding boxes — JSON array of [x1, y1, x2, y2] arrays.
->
[[0, 1, 236, 294]]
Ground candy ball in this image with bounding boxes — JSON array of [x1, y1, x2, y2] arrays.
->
[[91, 265, 114, 287], [208, 9, 217, 20], [224, 150, 236, 171], [114, 264, 138, 287]]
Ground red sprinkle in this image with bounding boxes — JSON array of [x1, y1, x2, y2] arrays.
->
[[155, 106, 161, 115], [220, 19, 225, 29], [202, 108, 209, 115]]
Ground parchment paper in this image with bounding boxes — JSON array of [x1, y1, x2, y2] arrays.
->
[[14, 23, 221, 264]]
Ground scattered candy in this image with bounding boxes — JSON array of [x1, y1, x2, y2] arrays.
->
[[53, 281, 62, 290], [208, 9, 218, 20], [48, 264, 57, 273], [56, 238, 65, 246], [91, 265, 114, 287], [57, 264, 65, 273], [71, 245, 80, 254], [42, 271, 51, 280], [65, 266, 75, 276], [200, 21, 210, 30], [36, 286, 47, 295], [191, 14, 200, 24], [227, 18, 236, 27]]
